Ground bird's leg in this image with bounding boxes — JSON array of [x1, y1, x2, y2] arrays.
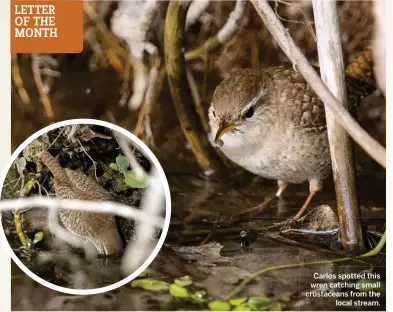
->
[[249, 180, 288, 217], [276, 180, 287, 198], [230, 181, 288, 222], [292, 179, 321, 220], [292, 190, 318, 220]]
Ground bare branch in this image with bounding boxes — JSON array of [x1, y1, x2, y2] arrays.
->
[[111, 0, 159, 110], [186, 0, 210, 29], [134, 58, 165, 139], [11, 54, 31, 108], [185, 0, 246, 61], [250, 0, 386, 168], [31, 54, 55, 120], [312, 0, 364, 253], [165, 0, 226, 174]]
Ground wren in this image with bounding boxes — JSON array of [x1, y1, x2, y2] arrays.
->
[[209, 66, 372, 220], [39, 150, 123, 255]]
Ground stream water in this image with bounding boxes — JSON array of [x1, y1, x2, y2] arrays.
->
[[8, 57, 386, 311]]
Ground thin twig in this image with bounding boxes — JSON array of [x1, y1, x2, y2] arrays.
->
[[46, 128, 65, 150], [185, 0, 246, 61], [84, 1, 127, 76], [11, 54, 31, 108], [76, 138, 98, 182], [274, 0, 311, 26], [249, 0, 386, 168], [134, 58, 164, 137], [225, 233, 385, 301], [118, 56, 132, 107], [31, 54, 55, 120], [186, 67, 210, 133]]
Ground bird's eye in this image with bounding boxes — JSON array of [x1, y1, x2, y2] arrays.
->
[[244, 107, 254, 119], [212, 110, 216, 118]]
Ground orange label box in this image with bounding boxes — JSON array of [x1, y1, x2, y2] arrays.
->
[[11, 0, 83, 53]]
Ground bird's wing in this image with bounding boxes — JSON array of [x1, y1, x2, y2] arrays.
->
[[269, 66, 375, 131]]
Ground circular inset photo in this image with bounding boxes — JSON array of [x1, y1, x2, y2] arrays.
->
[[0, 119, 171, 295]]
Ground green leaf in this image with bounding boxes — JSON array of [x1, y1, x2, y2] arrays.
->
[[169, 284, 190, 298], [174, 275, 193, 287], [248, 295, 271, 311], [190, 290, 207, 303], [109, 163, 119, 171], [131, 278, 170, 291], [18, 157, 27, 171], [116, 155, 130, 173], [233, 303, 251, 311], [32, 231, 44, 244], [229, 297, 247, 306], [124, 170, 149, 188], [267, 302, 283, 311], [208, 300, 230, 311]]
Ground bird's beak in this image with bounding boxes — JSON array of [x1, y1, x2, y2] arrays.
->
[[214, 124, 237, 145]]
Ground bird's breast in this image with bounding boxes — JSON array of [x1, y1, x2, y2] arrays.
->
[[220, 128, 330, 184]]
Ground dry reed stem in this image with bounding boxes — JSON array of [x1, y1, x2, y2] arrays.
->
[[186, 67, 210, 133], [134, 58, 165, 138], [165, 1, 226, 173], [313, 0, 364, 253], [11, 54, 31, 108], [185, 0, 246, 61], [83, 1, 128, 77], [31, 54, 54, 120]]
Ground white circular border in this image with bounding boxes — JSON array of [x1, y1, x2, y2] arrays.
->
[[0, 119, 171, 296]]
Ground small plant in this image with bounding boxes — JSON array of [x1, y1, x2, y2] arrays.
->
[[27, 231, 44, 248], [131, 276, 288, 311], [110, 155, 149, 188]]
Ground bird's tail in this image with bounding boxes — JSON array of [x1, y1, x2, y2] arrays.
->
[[39, 150, 68, 184]]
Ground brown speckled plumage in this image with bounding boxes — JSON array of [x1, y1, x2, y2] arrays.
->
[[39, 150, 123, 255], [209, 66, 371, 217]]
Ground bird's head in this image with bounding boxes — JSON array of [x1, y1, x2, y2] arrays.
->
[[209, 69, 269, 148]]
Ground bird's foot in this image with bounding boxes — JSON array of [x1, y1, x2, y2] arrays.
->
[[279, 217, 298, 231], [277, 207, 308, 231]]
